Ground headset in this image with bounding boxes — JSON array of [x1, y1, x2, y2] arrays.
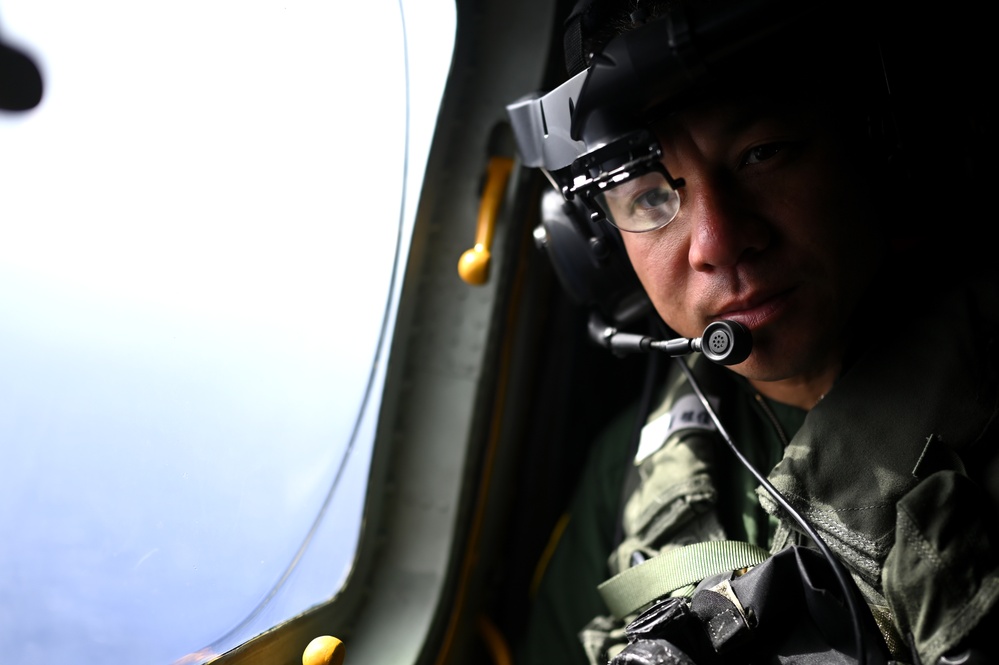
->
[[534, 187, 650, 327]]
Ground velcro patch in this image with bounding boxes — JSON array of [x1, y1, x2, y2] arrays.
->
[[634, 393, 717, 465]]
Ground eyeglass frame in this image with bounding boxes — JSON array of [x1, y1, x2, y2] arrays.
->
[[563, 128, 687, 233]]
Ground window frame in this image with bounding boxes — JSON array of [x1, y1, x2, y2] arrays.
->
[[205, 0, 560, 663]]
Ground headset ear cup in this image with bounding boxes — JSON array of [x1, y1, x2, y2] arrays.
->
[[536, 188, 650, 327]]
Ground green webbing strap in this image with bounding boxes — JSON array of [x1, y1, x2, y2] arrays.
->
[[597, 540, 770, 620]]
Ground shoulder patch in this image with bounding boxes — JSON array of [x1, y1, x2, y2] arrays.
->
[[634, 393, 718, 465]]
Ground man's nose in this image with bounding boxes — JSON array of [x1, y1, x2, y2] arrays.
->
[[685, 175, 770, 271]]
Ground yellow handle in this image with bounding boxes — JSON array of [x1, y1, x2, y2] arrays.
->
[[302, 636, 345, 665], [458, 155, 514, 285]]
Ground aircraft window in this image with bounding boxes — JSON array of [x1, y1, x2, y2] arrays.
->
[[0, 0, 455, 663]]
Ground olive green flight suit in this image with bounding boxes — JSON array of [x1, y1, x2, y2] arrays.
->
[[521, 278, 999, 665]]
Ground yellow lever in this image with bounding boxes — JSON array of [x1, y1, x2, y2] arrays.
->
[[458, 154, 514, 285], [302, 636, 345, 665]]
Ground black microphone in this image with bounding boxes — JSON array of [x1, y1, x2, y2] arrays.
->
[[588, 314, 752, 365]]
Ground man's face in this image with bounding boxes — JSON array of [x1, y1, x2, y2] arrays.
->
[[618, 97, 884, 390]]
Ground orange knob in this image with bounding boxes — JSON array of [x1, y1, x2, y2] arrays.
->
[[302, 635, 345, 665]]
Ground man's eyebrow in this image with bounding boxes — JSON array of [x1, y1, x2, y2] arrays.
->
[[666, 101, 809, 153], [704, 99, 794, 138], [652, 100, 766, 139]]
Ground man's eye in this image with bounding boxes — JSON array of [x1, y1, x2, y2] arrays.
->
[[742, 143, 785, 166], [633, 186, 675, 210]]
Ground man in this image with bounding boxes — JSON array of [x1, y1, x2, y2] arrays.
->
[[508, 0, 998, 663]]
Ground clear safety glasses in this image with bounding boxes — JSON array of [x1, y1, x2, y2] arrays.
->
[[593, 164, 684, 233], [566, 130, 686, 234]]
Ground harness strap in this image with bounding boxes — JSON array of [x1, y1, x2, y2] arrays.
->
[[597, 540, 770, 620]]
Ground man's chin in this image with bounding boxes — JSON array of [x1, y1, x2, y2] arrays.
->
[[724, 356, 782, 383], [723, 337, 803, 383]]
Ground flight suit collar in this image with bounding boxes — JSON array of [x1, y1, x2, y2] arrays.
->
[[760, 280, 999, 585]]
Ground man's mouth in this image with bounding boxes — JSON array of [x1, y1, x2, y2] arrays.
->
[[711, 287, 795, 330]]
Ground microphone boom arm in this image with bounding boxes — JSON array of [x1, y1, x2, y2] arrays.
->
[[588, 313, 752, 365]]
